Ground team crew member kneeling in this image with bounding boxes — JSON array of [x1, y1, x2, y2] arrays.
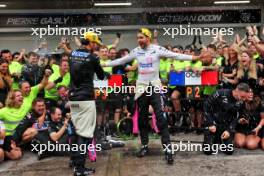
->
[[102, 28, 203, 164], [234, 89, 264, 150], [203, 83, 250, 155]]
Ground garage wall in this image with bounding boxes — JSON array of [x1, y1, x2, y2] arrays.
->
[[0, 27, 250, 52]]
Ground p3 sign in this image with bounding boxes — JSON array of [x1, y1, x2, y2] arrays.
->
[[186, 86, 201, 99]]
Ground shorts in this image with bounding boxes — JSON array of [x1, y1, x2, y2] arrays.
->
[[108, 93, 123, 110], [236, 124, 264, 138], [96, 100, 107, 113], [69, 101, 96, 138]]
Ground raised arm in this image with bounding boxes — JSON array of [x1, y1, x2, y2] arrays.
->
[[104, 51, 136, 67], [157, 46, 197, 61]]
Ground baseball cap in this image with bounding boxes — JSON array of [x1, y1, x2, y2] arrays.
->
[[139, 28, 152, 39], [82, 31, 102, 45]]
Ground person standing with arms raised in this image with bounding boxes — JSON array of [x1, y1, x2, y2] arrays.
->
[[102, 28, 203, 165]]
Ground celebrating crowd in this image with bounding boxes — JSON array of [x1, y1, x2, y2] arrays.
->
[[0, 26, 263, 169]]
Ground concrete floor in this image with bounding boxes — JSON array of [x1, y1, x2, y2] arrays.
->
[[0, 133, 263, 176]]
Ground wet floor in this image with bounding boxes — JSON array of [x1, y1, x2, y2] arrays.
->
[[0, 133, 263, 176]]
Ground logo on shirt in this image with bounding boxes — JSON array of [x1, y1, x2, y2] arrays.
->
[[71, 51, 90, 58], [139, 63, 153, 68], [137, 52, 145, 56], [139, 56, 153, 68]]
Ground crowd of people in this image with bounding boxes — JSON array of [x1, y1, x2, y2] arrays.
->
[[0, 26, 263, 169]]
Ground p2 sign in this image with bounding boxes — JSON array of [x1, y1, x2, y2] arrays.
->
[[186, 86, 201, 99]]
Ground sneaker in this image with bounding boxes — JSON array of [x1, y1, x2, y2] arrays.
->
[[74, 167, 95, 176], [83, 167, 95, 175], [100, 140, 112, 150], [165, 151, 174, 165], [136, 145, 149, 158], [108, 139, 125, 148]]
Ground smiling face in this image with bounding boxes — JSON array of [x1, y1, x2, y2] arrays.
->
[[33, 101, 46, 115], [60, 61, 69, 73], [228, 48, 238, 60], [246, 89, 254, 102], [21, 82, 31, 96], [57, 86, 68, 98], [108, 48, 117, 60], [137, 33, 150, 49], [14, 91, 24, 107], [99, 47, 109, 60], [2, 52, 12, 63], [240, 52, 251, 67], [29, 54, 39, 65], [51, 108, 62, 122], [0, 62, 9, 74]]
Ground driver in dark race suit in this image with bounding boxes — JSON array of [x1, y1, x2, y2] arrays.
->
[[69, 31, 107, 176]]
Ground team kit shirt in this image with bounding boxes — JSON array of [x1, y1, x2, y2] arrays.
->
[[45, 71, 71, 101], [0, 85, 41, 136], [106, 44, 193, 84], [9, 61, 23, 89], [0, 105, 29, 136], [23, 85, 40, 113]]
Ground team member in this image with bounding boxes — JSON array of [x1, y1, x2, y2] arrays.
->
[[45, 60, 70, 110], [48, 107, 74, 159], [19, 69, 51, 114], [234, 90, 264, 150], [0, 90, 24, 160], [203, 83, 250, 155], [56, 85, 70, 117], [13, 98, 50, 146], [69, 31, 107, 176], [21, 52, 44, 86], [0, 120, 5, 162], [102, 28, 202, 164], [0, 59, 12, 107]]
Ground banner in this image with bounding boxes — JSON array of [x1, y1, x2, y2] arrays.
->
[[147, 9, 261, 24], [93, 74, 123, 88], [0, 9, 261, 27], [169, 71, 218, 86]]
